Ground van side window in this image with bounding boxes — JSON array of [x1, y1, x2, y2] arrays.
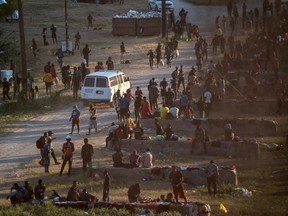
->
[[96, 77, 107, 87], [109, 76, 118, 87], [117, 75, 123, 84], [84, 77, 95, 87]]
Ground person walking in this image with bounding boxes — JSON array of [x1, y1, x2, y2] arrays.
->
[[34, 179, 46, 205], [169, 165, 187, 202], [81, 138, 94, 177], [120, 42, 126, 64], [147, 49, 155, 70], [87, 13, 94, 30], [102, 169, 110, 202], [82, 44, 91, 67], [50, 24, 57, 44], [206, 160, 219, 198], [87, 104, 97, 135], [47, 130, 60, 165], [59, 135, 75, 176], [69, 105, 81, 135], [74, 32, 81, 50]]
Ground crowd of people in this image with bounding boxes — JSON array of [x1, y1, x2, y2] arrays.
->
[[2, 1, 288, 212]]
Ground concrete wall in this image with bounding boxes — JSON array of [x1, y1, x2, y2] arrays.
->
[[94, 166, 237, 186], [139, 118, 277, 137], [120, 139, 260, 158]]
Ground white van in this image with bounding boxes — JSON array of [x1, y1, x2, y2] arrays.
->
[[81, 70, 131, 106], [0, 70, 13, 84]]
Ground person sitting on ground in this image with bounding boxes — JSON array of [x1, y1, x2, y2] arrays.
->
[[155, 120, 164, 136], [141, 148, 153, 168], [105, 122, 118, 148], [67, 180, 80, 201], [164, 123, 174, 140], [112, 147, 124, 167], [79, 189, 96, 201], [169, 103, 179, 119], [159, 103, 170, 119], [165, 192, 176, 202], [133, 121, 144, 140], [128, 183, 141, 202], [129, 149, 141, 168], [224, 123, 234, 141], [184, 103, 193, 119]]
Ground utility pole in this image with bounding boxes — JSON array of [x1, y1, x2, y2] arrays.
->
[[161, 0, 166, 38], [65, 0, 69, 52], [18, 0, 28, 100]]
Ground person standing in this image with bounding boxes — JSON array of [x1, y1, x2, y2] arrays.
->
[[102, 169, 110, 202], [87, 13, 94, 30], [82, 44, 91, 67], [31, 38, 37, 57], [2, 77, 11, 101], [42, 138, 51, 173], [34, 179, 46, 205], [57, 49, 64, 71], [74, 32, 81, 50], [169, 165, 187, 202], [42, 28, 48, 45], [141, 148, 153, 168], [106, 56, 114, 70], [87, 104, 97, 135], [42, 72, 53, 95], [59, 135, 75, 176], [81, 138, 94, 177], [120, 42, 126, 64], [147, 49, 155, 70], [206, 160, 219, 198], [50, 24, 57, 44], [69, 105, 81, 135]]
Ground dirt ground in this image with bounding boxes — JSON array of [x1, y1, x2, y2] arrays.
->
[[0, 0, 285, 195]]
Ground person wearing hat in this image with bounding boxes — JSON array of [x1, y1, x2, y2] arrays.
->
[[59, 135, 75, 176], [69, 105, 81, 135], [206, 160, 219, 198], [47, 130, 60, 165]]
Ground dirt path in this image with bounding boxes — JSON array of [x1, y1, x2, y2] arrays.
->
[[0, 0, 262, 179]]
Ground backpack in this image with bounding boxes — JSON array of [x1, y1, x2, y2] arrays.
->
[[36, 136, 45, 149]]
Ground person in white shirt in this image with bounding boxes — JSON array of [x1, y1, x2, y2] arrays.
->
[[203, 89, 212, 116], [169, 104, 179, 119], [141, 148, 153, 168]]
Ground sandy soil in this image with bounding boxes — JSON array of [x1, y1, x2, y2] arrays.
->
[[0, 0, 268, 179]]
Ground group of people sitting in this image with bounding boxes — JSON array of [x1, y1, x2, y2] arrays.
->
[[7, 179, 97, 206], [112, 147, 153, 169]]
